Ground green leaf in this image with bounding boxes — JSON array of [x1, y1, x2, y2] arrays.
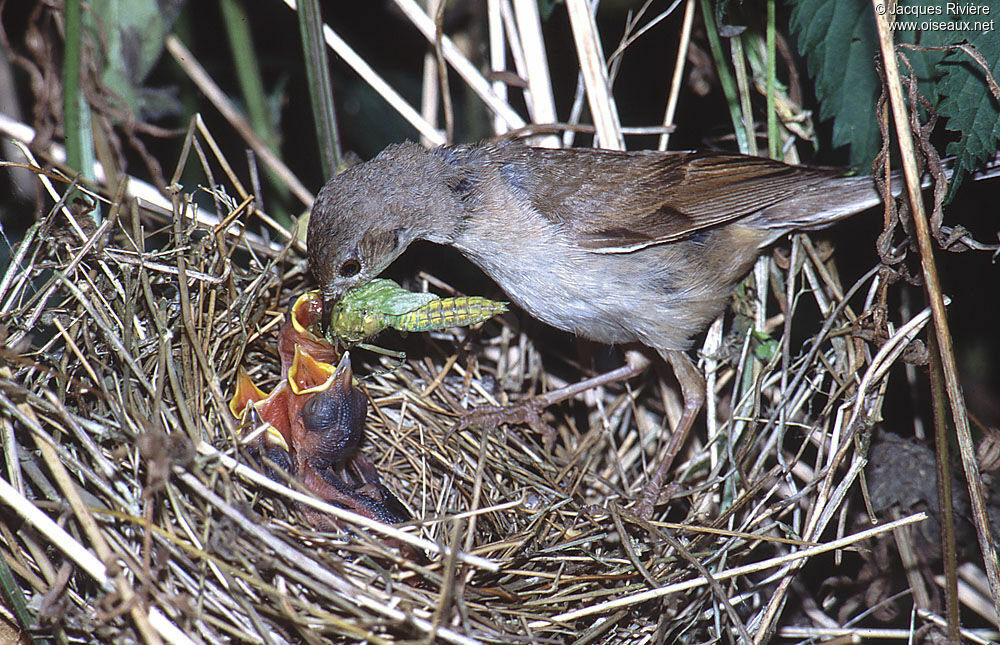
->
[[751, 330, 780, 362], [538, 0, 564, 21], [63, 0, 94, 182], [87, 0, 186, 119], [789, 0, 881, 168], [786, 0, 991, 171], [937, 29, 1000, 195]]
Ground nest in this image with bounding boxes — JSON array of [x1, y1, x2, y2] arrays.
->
[[1, 139, 969, 645]]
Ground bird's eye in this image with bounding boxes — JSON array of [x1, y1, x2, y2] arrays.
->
[[339, 259, 361, 278]]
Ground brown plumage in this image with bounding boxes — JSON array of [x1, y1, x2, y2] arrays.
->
[[307, 138, 885, 516]]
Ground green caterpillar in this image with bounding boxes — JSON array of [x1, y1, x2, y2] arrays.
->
[[325, 279, 507, 345]]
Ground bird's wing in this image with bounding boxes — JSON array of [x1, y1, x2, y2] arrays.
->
[[506, 145, 844, 253]]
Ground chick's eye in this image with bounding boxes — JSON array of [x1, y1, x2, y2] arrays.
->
[[339, 259, 361, 278]]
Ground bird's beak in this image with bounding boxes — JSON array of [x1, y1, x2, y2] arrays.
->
[[331, 351, 354, 394]]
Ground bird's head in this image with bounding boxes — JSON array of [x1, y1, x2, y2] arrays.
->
[[307, 142, 454, 326]]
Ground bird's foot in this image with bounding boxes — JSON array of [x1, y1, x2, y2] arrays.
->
[[453, 352, 652, 448], [630, 350, 705, 520], [632, 481, 687, 519], [454, 398, 558, 448]]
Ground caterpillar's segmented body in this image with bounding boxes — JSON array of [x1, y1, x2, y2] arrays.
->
[[390, 296, 507, 332], [324, 280, 507, 345]]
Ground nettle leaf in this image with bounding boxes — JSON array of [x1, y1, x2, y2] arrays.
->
[[87, 0, 186, 120], [787, 0, 992, 173], [937, 29, 1000, 196], [789, 0, 883, 168]]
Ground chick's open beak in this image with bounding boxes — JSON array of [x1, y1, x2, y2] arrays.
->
[[319, 288, 343, 334], [331, 351, 354, 394]]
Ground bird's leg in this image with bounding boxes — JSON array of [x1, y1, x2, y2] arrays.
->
[[634, 349, 705, 518], [460, 348, 704, 516], [457, 351, 651, 445]]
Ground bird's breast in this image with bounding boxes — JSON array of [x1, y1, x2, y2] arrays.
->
[[450, 223, 763, 351]]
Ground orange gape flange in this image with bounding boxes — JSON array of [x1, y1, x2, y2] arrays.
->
[[229, 291, 411, 528]]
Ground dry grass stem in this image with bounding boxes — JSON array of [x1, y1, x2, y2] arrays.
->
[[2, 4, 994, 642], [1, 143, 956, 640]]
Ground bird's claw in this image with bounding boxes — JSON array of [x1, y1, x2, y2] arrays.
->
[[454, 398, 558, 449]]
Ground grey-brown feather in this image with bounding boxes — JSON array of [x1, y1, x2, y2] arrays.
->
[[307, 138, 889, 351]]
